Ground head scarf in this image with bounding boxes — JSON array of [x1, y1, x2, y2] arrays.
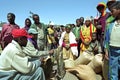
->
[[97, 2, 107, 16]]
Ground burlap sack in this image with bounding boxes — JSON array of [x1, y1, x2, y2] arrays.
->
[[88, 54, 103, 73], [74, 51, 94, 65], [67, 65, 96, 80], [62, 72, 79, 80], [102, 58, 109, 80], [96, 74, 102, 80], [64, 59, 75, 69]]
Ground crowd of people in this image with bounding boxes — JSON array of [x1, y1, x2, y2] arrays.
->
[[0, 0, 120, 80]]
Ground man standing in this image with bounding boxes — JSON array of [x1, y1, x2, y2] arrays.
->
[[0, 13, 19, 50], [104, 1, 120, 80], [80, 18, 96, 53], [30, 14, 47, 51], [72, 18, 81, 57], [0, 28, 45, 80], [47, 22, 56, 50]]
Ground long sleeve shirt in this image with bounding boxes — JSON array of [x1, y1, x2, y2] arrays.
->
[[0, 23, 19, 49], [0, 40, 41, 74], [23, 39, 49, 58]]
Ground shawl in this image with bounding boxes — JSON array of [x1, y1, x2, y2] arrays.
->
[[59, 31, 78, 56]]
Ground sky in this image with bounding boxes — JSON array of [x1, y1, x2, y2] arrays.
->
[[0, 0, 107, 27]]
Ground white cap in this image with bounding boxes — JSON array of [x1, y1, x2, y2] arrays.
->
[[28, 28, 38, 34], [85, 17, 91, 21]]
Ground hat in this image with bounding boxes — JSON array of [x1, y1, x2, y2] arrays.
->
[[65, 24, 71, 28], [12, 29, 32, 38], [85, 17, 91, 21], [28, 28, 38, 34], [97, 2, 106, 9]]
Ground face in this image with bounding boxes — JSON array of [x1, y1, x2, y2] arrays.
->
[[18, 36, 28, 47], [92, 33, 97, 41], [76, 19, 81, 26], [33, 15, 39, 24], [49, 25, 54, 29], [7, 14, 15, 23], [25, 19, 31, 27], [80, 17, 84, 24], [97, 6, 105, 13], [111, 8, 120, 18], [107, 1, 116, 11], [30, 34, 37, 41], [85, 20, 91, 27], [65, 27, 71, 33]]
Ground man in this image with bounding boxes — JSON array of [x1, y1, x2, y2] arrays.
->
[[72, 18, 81, 56], [96, 2, 109, 53], [80, 17, 96, 53], [102, 1, 116, 80], [0, 29, 45, 80], [30, 14, 47, 51], [104, 1, 120, 80], [79, 17, 84, 26], [47, 21, 56, 50], [0, 13, 19, 50]]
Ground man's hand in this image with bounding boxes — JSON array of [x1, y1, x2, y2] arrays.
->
[[105, 49, 109, 60]]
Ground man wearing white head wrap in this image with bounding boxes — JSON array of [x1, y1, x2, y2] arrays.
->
[[47, 21, 56, 50], [85, 17, 91, 21], [80, 17, 96, 53]]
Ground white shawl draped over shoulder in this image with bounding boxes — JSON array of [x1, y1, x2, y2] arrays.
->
[[59, 31, 78, 56]]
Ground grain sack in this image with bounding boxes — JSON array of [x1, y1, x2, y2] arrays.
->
[[74, 51, 94, 65], [62, 72, 79, 80], [96, 74, 102, 80], [102, 58, 109, 80], [64, 59, 75, 69], [67, 65, 96, 80], [88, 54, 103, 73]]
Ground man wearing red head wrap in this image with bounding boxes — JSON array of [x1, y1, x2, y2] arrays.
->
[[0, 29, 45, 80]]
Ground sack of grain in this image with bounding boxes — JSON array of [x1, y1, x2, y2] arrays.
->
[[67, 65, 96, 80], [64, 59, 75, 69], [74, 51, 94, 65], [88, 54, 103, 73], [96, 74, 102, 80], [62, 72, 79, 80]]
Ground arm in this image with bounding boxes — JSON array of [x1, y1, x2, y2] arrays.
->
[[23, 40, 49, 57], [11, 53, 41, 74]]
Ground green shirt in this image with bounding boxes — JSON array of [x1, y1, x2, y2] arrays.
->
[[72, 26, 80, 38]]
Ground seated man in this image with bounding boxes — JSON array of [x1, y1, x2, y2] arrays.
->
[[0, 29, 45, 80], [86, 32, 102, 55]]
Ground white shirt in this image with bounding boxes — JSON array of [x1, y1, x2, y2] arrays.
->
[[110, 21, 120, 47], [0, 40, 40, 74]]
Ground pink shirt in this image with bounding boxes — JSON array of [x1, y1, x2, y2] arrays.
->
[[0, 23, 20, 49]]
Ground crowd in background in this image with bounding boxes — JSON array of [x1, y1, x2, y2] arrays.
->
[[0, 0, 120, 80]]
